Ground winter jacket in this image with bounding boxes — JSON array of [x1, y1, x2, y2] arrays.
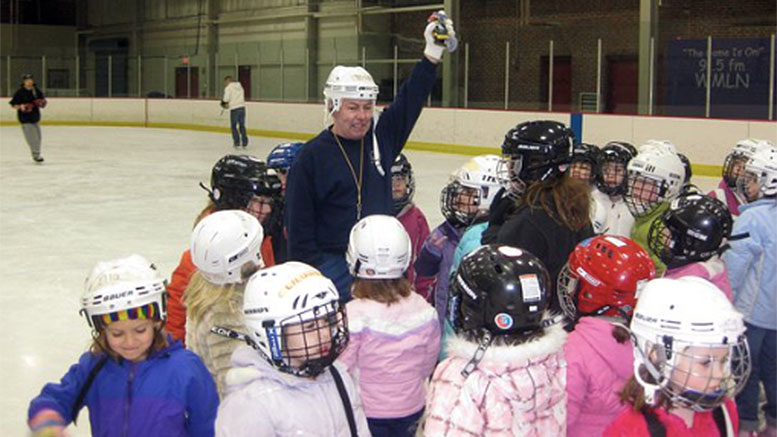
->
[[590, 188, 635, 237], [496, 200, 594, 312], [481, 188, 518, 245], [451, 222, 488, 275], [397, 203, 435, 302], [723, 199, 777, 330], [708, 179, 743, 217], [564, 317, 634, 437], [603, 398, 739, 436], [28, 339, 219, 437], [215, 345, 371, 437], [664, 256, 733, 301], [338, 292, 440, 419], [630, 203, 670, 276], [9, 86, 45, 124], [221, 82, 245, 110], [415, 220, 464, 326], [285, 58, 437, 268], [167, 240, 275, 345], [424, 323, 567, 436], [168, 250, 196, 343], [185, 286, 245, 399]]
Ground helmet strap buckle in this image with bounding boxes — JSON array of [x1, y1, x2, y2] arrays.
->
[[461, 330, 492, 378]]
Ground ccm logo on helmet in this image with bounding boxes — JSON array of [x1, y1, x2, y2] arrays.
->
[[103, 290, 134, 302]]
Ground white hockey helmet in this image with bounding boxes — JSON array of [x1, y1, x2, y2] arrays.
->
[[242, 262, 347, 377], [630, 277, 750, 411], [190, 210, 265, 285], [737, 145, 777, 202], [81, 254, 168, 329], [323, 66, 379, 116], [346, 214, 412, 279], [723, 139, 773, 188], [624, 141, 685, 217], [441, 155, 508, 227]]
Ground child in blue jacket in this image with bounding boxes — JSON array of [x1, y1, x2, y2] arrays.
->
[[28, 255, 219, 437]]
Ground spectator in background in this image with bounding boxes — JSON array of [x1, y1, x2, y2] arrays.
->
[[221, 76, 248, 148]]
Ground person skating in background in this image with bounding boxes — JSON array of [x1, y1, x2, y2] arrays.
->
[[624, 140, 686, 276], [391, 153, 435, 302], [494, 120, 594, 312], [415, 155, 501, 326], [424, 245, 568, 436], [267, 141, 305, 194], [166, 155, 281, 343], [27, 255, 218, 437], [285, 11, 455, 302], [557, 235, 656, 437], [215, 262, 371, 436], [648, 192, 736, 300], [590, 141, 637, 236], [603, 277, 750, 437], [340, 215, 440, 437], [221, 76, 248, 148], [184, 210, 265, 398], [709, 139, 773, 217], [723, 145, 777, 437], [8, 73, 47, 163]]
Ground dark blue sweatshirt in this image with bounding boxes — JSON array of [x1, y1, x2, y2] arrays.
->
[[286, 57, 437, 267]]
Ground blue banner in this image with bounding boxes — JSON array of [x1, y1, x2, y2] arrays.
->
[[664, 38, 773, 119]]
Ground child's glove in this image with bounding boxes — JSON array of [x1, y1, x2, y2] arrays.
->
[[19, 103, 33, 113], [424, 10, 457, 62], [29, 409, 68, 437], [34, 98, 47, 108]]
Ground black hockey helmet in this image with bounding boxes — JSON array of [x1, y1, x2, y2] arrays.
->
[[678, 153, 693, 184], [595, 141, 636, 196], [569, 142, 600, 183], [391, 153, 415, 216], [206, 154, 283, 210], [647, 193, 733, 269], [501, 120, 574, 186], [448, 244, 551, 338]]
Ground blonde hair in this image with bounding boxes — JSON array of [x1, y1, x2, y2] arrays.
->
[[351, 278, 412, 305], [183, 271, 244, 323], [194, 201, 216, 228], [90, 322, 169, 361]]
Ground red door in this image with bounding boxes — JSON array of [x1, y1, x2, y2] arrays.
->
[[175, 67, 199, 98], [238, 66, 251, 100], [540, 56, 572, 112], [606, 57, 638, 114]]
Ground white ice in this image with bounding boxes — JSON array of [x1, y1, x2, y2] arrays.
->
[[0, 125, 718, 435]]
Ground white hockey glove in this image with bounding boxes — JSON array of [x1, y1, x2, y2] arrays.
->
[[424, 10, 458, 62]]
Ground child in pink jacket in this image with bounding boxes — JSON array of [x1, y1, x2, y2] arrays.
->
[[391, 153, 435, 302], [340, 215, 441, 437], [646, 192, 735, 300], [557, 235, 657, 437], [424, 244, 567, 436]]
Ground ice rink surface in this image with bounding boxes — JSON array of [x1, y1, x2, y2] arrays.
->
[[0, 125, 718, 435]]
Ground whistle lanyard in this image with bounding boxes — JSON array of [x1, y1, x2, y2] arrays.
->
[[333, 132, 365, 220]]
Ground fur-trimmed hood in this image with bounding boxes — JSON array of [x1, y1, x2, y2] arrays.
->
[[446, 320, 568, 365]]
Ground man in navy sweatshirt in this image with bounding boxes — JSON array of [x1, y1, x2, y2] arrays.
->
[[285, 11, 457, 301]]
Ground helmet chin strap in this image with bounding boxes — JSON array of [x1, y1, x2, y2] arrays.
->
[[461, 330, 493, 378]]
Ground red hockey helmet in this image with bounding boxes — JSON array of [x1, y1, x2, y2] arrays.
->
[[558, 235, 657, 321]]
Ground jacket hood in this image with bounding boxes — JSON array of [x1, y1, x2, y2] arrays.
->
[[446, 321, 567, 365], [573, 317, 633, 379]]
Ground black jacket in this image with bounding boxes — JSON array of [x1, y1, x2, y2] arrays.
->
[[496, 198, 593, 312], [9, 86, 45, 124]]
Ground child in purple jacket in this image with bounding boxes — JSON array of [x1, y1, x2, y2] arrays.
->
[[558, 235, 656, 437], [341, 215, 441, 437], [28, 255, 218, 437]]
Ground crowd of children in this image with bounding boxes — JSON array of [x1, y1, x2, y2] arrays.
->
[[27, 104, 777, 437]]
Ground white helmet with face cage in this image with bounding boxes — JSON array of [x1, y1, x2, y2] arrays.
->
[[624, 141, 685, 217]]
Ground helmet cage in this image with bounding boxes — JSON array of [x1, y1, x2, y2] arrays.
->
[[440, 180, 482, 227], [251, 301, 348, 378], [595, 150, 631, 196], [625, 172, 667, 217], [633, 334, 751, 411], [722, 152, 749, 189], [496, 156, 525, 199], [391, 157, 415, 215]]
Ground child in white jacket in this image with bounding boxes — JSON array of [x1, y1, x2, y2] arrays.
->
[[590, 141, 636, 236], [215, 262, 370, 437]]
